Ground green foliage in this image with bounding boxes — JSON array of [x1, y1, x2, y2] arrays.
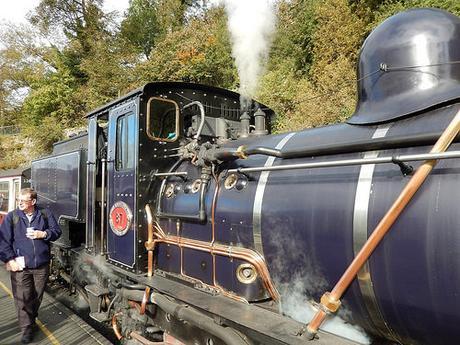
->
[[20, 73, 80, 155], [22, 115, 65, 155], [120, 0, 160, 58], [23, 65, 76, 124], [371, 0, 460, 25], [259, 0, 366, 131], [78, 36, 139, 109], [1, 0, 460, 167], [0, 135, 28, 169], [270, 0, 319, 75], [155, 0, 188, 31], [137, 6, 236, 88], [30, 0, 106, 41]]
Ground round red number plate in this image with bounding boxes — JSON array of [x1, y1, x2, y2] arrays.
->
[[109, 201, 133, 236]]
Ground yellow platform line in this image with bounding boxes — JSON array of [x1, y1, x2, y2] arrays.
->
[[0, 280, 61, 345], [0, 281, 13, 298]]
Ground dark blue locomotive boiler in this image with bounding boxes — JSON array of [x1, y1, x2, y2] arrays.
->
[[31, 8, 460, 345]]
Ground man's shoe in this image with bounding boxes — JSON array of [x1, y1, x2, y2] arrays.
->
[[21, 328, 34, 344]]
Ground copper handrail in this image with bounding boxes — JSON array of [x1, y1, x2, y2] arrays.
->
[[141, 204, 156, 315], [146, 204, 155, 277], [305, 109, 460, 337]]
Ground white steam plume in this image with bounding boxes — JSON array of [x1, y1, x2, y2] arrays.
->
[[264, 217, 371, 345], [221, 0, 277, 106], [280, 277, 371, 345]]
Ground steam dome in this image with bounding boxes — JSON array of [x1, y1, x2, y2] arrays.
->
[[348, 8, 460, 125]]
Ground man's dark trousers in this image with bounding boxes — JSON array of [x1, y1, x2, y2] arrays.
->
[[10, 264, 49, 331]]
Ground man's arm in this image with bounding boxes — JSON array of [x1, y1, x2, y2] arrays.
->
[[0, 214, 17, 263], [42, 210, 62, 242]]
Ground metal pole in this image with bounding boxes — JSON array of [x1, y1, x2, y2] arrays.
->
[[228, 151, 460, 174], [100, 158, 107, 256], [152, 172, 188, 178], [85, 161, 92, 251], [305, 109, 460, 338]]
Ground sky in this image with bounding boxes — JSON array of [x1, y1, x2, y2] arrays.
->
[[0, 0, 131, 25]]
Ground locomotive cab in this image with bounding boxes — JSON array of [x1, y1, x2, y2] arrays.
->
[[82, 82, 274, 276]]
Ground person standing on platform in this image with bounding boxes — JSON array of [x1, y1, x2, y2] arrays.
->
[[0, 188, 61, 344]]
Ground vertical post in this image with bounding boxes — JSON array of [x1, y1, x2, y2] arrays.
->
[[100, 158, 107, 256]]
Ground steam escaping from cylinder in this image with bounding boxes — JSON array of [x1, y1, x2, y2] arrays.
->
[[72, 254, 115, 285], [264, 218, 371, 344], [221, 0, 277, 108], [279, 276, 371, 345]]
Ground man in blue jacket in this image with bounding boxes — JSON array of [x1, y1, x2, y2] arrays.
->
[[0, 188, 61, 344]]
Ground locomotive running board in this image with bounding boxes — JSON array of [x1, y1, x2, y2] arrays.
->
[[130, 272, 360, 345]]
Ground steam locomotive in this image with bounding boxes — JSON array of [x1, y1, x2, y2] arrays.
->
[[29, 8, 460, 345]]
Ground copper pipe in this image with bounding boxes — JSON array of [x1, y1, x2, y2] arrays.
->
[[140, 286, 151, 315], [212, 248, 217, 286], [128, 300, 142, 312], [179, 221, 184, 276], [209, 171, 241, 297], [178, 272, 248, 303], [147, 251, 153, 277], [112, 312, 123, 340], [130, 331, 162, 345], [155, 236, 279, 300], [145, 204, 279, 301], [211, 170, 220, 286], [164, 333, 187, 345], [306, 109, 460, 337], [143, 204, 156, 315], [211, 169, 220, 245], [125, 288, 150, 315], [145, 204, 154, 277]]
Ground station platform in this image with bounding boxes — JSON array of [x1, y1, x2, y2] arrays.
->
[[0, 265, 113, 345]]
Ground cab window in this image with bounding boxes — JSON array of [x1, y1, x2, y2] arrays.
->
[[146, 97, 179, 142], [116, 113, 136, 171]]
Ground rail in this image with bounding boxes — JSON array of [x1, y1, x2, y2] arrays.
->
[[228, 150, 460, 174], [0, 125, 20, 136]]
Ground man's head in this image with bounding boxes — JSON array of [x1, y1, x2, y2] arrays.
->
[[17, 188, 37, 214]]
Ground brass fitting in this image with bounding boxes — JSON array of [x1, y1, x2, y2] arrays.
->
[[320, 292, 341, 313], [236, 145, 248, 159], [145, 240, 154, 251]]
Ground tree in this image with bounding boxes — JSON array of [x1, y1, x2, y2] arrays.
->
[[371, 0, 460, 25], [30, 0, 113, 83], [0, 24, 50, 126], [269, 0, 319, 76], [136, 6, 236, 88], [78, 35, 140, 109], [30, 0, 106, 42], [120, 0, 160, 59], [1, 0, 460, 167]]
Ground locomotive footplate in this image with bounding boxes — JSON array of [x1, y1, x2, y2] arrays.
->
[[131, 272, 360, 345]]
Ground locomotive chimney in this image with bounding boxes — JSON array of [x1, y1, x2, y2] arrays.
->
[[239, 111, 251, 138], [252, 108, 268, 136]]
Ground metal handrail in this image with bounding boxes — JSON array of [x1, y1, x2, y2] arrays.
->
[[228, 150, 460, 174]]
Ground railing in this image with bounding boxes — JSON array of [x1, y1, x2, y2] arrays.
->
[[0, 125, 20, 136]]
